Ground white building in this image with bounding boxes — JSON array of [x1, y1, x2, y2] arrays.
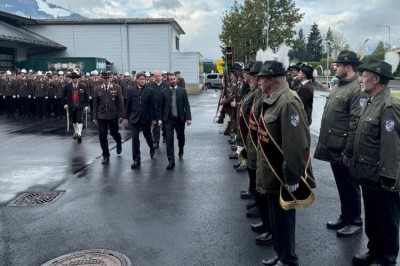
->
[[0, 11, 204, 94]]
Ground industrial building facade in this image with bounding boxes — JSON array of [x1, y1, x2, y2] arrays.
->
[[0, 11, 204, 94]]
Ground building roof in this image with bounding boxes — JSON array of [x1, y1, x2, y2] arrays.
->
[[34, 18, 185, 35], [0, 20, 65, 49]]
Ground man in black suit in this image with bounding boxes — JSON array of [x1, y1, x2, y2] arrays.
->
[[123, 72, 157, 169], [148, 70, 169, 149], [159, 72, 192, 170]]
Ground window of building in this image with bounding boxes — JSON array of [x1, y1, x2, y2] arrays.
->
[[175, 36, 180, 51]]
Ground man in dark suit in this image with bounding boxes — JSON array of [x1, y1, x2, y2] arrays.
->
[[148, 70, 170, 149], [159, 72, 192, 170], [123, 72, 157, 169]]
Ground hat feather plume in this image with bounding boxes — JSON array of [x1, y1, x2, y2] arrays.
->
[[384, 51, 400, 74]]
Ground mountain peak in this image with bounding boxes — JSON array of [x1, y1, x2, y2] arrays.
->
[[0, 0, 85, 19]]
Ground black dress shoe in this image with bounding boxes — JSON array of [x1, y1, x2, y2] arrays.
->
[[251, 222, 266, 233], [166, 161, 175, 170], [229, 152, 238, 159], [153, 143, 159, 149], [246, 206, 260, 218], [116, 144, 122, 154], [131, 160, 141, 169], [337, 224, 362, 237], [77, 135, 82, 143], [246, 201, 256, 210], [352, 252, 375, 266], [150, 148, 155, 158], [262, 256, 279, 266], [101, 156, 109, 164], [236, 164, 247, 172], [326, 218, 346, 230], [241, 190, 255, 199], [233, 161, 241, 169], [256, 232, 273, 245], [231, 144, 237, 151], [178, 153, 183, 159]]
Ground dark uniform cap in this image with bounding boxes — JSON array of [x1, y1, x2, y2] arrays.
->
[[358, 59, 394, 80], [257, 60, 287, 77], [243, 61, 255, 72], [248, 61, 263, 75], [101, 71, 111, 78], [333, 51, 361, 65], [68, 70, 81, 79], [289, 62, 303, 71], [174, 71, 181, 74], [299, 64, 314, 80]]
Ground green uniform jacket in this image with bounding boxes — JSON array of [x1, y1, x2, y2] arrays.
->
[[256, 82, 314, 194], [314, 74, 367, 164], [352, 88, 400, 191]]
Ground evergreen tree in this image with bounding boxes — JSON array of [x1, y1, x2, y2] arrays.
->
[[220, 0, 304, 61], [290, 28, 307, 61], [306, 22, 323, 61]]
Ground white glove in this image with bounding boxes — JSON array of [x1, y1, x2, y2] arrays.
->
[[12, 95, 16, 99], [2, 96, 5, 99], [54, 96, 57, 99], [286, 183, 299, 192], [89, 96, 92, 100], [84, 106, 89, 111], [17, 95, 19, 98], [45, 96, 48, 99], [64, 104, 68, 109], [33, 97, 36, 99], [28, 95, 31, 99]]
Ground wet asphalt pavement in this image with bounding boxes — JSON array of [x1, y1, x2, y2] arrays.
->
[[0, 89, 397, 266]]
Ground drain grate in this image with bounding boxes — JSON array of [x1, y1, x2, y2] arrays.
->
[[7, 191, 64, 206], [41, 249, 131, 266]]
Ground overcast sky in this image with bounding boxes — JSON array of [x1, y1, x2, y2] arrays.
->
[[46, 0, 399, 62]]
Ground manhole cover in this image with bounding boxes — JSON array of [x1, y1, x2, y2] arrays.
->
[[41, 249, 131, 266], [7, 191, 64, 206]]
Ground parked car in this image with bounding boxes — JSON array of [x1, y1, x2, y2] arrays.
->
[[204, 73, 223, 89]]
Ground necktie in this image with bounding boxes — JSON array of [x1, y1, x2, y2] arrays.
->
[[105, 85, 108, 91], [171, 88, 178, 118]]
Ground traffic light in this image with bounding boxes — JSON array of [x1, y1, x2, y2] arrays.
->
[[226, 46, 234, 70]]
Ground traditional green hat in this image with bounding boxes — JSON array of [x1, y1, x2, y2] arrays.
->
[[257, 60, 287, 77], [248, 61, 263, 75], [358, 59, 394, 80], [333, 51, 361, 65], [243, 61, 255, 73], [299, 64, 314, 80]]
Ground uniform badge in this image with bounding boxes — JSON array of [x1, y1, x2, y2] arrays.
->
[[290, 114, 300, 127], [359, 98, 367, 108], [385, 120, 395, 132]]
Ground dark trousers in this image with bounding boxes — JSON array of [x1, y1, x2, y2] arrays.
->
[[56, 99, 64, 118], [152, 123, 161, 144], [330, 163, 362, 224], [19, 97, 30, 116], [46, 97, 58, 117], [164, 118, 185, 162], [131, 121, 153, 161], [36, 97, 46, 117], [362, 186, 400, 265], [98, 119, 121, 157], [5, 96, 15, 117], [257, 192, 271, 231], [248, 167, 256, 192], [267, 193, 298, 266]]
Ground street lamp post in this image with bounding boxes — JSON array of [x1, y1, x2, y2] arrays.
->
[[376, 25, 391, 50], [326, 41, 331, 87]]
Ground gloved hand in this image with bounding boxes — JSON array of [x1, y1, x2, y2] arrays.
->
[[33, 97, 36, 99], [17, 94, 19, 98], [89, 96, 92, 100], [12, 95, 16, 99], [54, 96, 57, 99], [45, 96, 48, 99], [28, 95, 31, 99], [64, 104, 68, 109], [84, 106, 89, 111], [286, 183, 299, 192], [2, 96, 5, 99]]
